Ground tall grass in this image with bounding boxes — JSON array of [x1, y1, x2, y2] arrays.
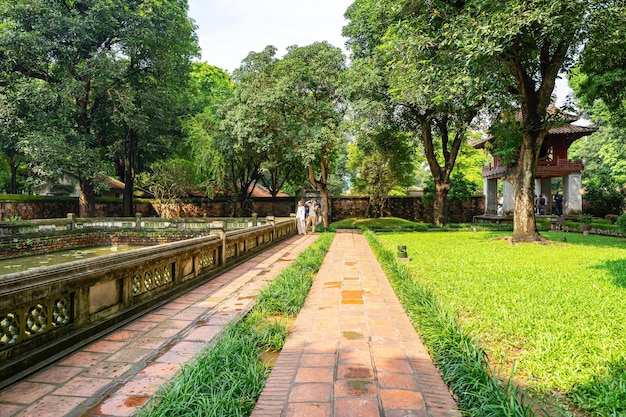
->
[[255, 237, 332, 316], [137, 233, 334, 417], [364, 230, 554, 416], [375, 230, 626, 416]]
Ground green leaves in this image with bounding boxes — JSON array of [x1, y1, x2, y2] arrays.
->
[[343, 0, 499, 225], [572, 1, 626, 126], [216, 42, 347, 216], [1, 0, 198, 214], [347, 127, 417, 217], [568, 125, 626, 216], [136, 158, 199, 217]]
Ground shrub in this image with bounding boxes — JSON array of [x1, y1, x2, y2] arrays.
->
[[605, 214, 619, 224], [583, 182, 626, 217], [423, 172, 478, 204], [617, 214, 626, 233]]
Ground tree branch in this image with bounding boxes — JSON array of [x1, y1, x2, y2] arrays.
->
[[13, 64, 59, 84]]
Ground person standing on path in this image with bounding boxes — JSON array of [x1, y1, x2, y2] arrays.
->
[[296, 201, 306, 234], [305, 200, 319, 233], [539, 193, 547, 215], [554, 191, 564, 216]]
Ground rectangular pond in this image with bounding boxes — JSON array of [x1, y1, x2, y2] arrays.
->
[[0, 245, 148, 275]]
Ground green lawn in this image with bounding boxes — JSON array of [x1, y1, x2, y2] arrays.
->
[[377, 231, 626, 415]]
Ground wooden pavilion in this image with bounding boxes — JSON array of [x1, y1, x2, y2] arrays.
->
[[472, 109, 597, 216]]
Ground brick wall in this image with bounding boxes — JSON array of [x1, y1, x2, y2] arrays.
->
[[0, 198, 296, 220], [0, 201, 78, 220], [0, 195, 485, 223], [331, 196, 484, 223]]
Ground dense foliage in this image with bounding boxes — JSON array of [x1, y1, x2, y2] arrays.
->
[[0, 1, 623, 221], [571, 2, 626, 127], [0, 0, 198, 216], [343, 0, 494, 226], [347, 128, 417, 217]]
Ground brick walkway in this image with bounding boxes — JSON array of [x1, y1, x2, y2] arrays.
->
[[251, 231, 459, 417], [0, 234, 318, 417], [0, 231, 460, 417]]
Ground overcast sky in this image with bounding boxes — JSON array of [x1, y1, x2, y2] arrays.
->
[[187, 0, 354, 74]]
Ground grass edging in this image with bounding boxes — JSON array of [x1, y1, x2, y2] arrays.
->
[[363, 230, 563, 417], [136, 233, 335, 417]]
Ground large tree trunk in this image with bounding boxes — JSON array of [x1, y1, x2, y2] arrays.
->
[[432, 181, 451, 227], [122, 129, 137, 217], [509, 132, 545, 243], [239, 194, 253, 217], [307, 159, 330, 228], [79, 179, 96, 218], [237, 181, 255, 217], [500, 36, 568, 242], [419, 112, 466, 227], [367, 193, 385, 218], [9, 152, 18, 194], [320, 188, 330, 227]]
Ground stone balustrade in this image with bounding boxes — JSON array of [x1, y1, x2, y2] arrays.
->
[[0, 216, 295, 389], [0, 213, 265, 238]]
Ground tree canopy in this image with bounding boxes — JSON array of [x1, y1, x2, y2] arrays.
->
[[570, 2, 626, 127], [0, 0, 623, 228], [204, 42, 347, 220], [431, 0, 612, 241], [343, 0, 496, 225], [276, 42, 347, 226], [0, 0, 198, 216]]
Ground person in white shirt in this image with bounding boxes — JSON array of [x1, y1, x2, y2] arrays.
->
[[295, 201, 306, 235]]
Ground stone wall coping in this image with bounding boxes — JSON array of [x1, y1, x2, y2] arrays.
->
[[0, 234, 220, 301], [0, 221, 289, 298]]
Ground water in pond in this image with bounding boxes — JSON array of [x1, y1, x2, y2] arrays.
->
[[0, 245, 144, 276]]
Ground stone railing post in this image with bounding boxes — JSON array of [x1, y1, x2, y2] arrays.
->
[[266, 216, 275, 241], [251, 212, 258, 226], [67, 213, 76, 230], [210, 220, 227, 267], [290, 213, 296, 233], [135, 213, 142, 229]]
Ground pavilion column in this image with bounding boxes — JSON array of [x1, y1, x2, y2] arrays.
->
[[534, 179, 541, 213], [534, 179, 541, 198], [541, 178, 552, 214], [502, 180, 514, 213], [563, 173, 583, 214], [485, 178, 498, 214]]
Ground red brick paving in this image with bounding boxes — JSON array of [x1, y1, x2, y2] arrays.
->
[[251, 231, 460, 417]]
